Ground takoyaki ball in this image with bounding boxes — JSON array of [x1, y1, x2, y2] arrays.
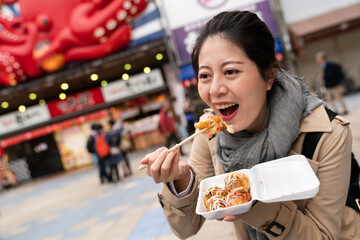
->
[[207, 195, 227, 211], [224, 172, 250, 193], [194, 113, 234, 138], [226, 187, 251, 207], [204, 186, 227, 211]]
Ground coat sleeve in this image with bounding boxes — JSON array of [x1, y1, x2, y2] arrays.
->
[[239, 117, 352, 239], [158, 132, 214, 239]]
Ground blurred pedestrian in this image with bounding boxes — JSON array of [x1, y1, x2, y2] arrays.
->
[[158, 101, 186, 156], [118, 121, 133, 177], [86, 123, 99, 165], [87, 123, 122, 184], [316, 51, 349, 115], [108, 119, 131, 179], [87, 123, 111, 183], [141, 11, 358, 239]]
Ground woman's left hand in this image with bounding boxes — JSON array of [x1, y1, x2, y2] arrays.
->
[[223, 215, 240, 222]]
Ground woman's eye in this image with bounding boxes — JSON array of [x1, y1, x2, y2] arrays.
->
[[225, 69, 239, 75], [199, 73, 209, 79]]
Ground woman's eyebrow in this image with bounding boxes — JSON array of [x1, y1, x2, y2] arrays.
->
[[221, 61, 244, 67], [199, 65, 211, 70], [199, 61, 244, 71]]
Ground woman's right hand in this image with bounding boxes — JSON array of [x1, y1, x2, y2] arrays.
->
[[140, 147, 191, 189]]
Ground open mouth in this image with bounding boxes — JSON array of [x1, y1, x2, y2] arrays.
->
[[216, 103, 239, 116]]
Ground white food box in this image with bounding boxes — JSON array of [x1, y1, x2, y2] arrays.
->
[[195, 154, 320, 220]]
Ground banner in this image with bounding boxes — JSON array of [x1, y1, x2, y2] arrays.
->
[[101, 68, 166, 103], [0, 105, 51, 136], [47, 88, 104, 118]]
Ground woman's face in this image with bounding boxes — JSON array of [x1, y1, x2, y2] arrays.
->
[[197, 35, 274, 133]]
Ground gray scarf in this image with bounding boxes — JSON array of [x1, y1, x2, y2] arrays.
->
[[215, 71, 323, 240], [216, 71, 323, 173]]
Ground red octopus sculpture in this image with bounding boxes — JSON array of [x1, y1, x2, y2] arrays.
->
[[0, 0, 148, 86]]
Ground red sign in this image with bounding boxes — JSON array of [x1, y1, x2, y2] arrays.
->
[[47, 88, 104, 117]]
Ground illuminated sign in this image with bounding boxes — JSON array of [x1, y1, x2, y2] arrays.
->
[[101, 68, 166, 103], [0, 105, 51, 135]]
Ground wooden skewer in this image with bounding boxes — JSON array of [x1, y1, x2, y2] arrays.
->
[[168, 128, 207, 151], [138, 128, 208, 171]]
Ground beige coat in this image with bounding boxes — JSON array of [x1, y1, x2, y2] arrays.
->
[[159, 105, 360, 240]]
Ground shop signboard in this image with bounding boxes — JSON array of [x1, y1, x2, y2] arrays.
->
[[54, 125, 93, 170], [0, 109, 108, 148], [47, 88, 104, 118], [0, 105, 51, 136], [159, 0, 279, 65], [101, 68, 166, 103]]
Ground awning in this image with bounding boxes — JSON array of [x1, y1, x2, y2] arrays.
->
[[288, 2, 360, 54]]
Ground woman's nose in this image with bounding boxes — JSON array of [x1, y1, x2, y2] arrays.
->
[[209, 76, 227, 96]]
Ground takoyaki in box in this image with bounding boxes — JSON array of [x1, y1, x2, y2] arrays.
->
[[195, 154, 320, 220]]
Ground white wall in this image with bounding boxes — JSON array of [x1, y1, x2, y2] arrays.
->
[[295, 30, 360, 91], [279, 0, 360, 23], [276, 0, 360, 91]]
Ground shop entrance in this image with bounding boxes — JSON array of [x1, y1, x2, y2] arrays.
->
[[22, 134, 64, 179]]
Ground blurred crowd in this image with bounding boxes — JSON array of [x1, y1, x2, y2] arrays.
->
[[86, 120, 133, 184]]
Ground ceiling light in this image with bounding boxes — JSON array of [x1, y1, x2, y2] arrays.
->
[[61, 83, 69, 90], [29, 93, 37, 100], [59, 93, 66, 100], [19, 105, 26, 112], [155, 53, 163, 61], [1, 101, 9, 108], [39, 99, 46, 105], [122, 73, 129, 80], [124, 63, 131, 70], [90, 73, 99, 81], [101, 80, 108, 87], [144, 67, 151, 74]]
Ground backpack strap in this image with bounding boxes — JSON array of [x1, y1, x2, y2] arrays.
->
[[301, 108, 337, 159], [348, 152, 360, 212], [302, 108, 360, 213]]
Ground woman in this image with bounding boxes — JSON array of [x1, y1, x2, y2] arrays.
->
[[141, 11, 359, 239]]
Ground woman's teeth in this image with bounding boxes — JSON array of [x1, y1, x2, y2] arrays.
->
[[215, 103, 237, 109], [215, 103, 239, 116]]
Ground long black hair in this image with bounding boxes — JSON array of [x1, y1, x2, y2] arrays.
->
[[191, 11, 278, 80]]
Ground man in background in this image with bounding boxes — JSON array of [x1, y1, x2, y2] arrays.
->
[[86, 123, 113, 184], [316, 51, 349, 115]]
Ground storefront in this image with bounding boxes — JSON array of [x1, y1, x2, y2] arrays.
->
[[286, 2, 360, 90], [0, 67, 176, 181], [5, 134, 63, 182]]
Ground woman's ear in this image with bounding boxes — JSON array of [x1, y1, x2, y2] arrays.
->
[[265, 64, 276, 90]]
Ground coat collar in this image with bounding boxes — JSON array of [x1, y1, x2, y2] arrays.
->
[[299, 105, 332, 133]]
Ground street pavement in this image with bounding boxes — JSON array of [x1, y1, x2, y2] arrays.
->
[[1, 92, 360, 240]]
